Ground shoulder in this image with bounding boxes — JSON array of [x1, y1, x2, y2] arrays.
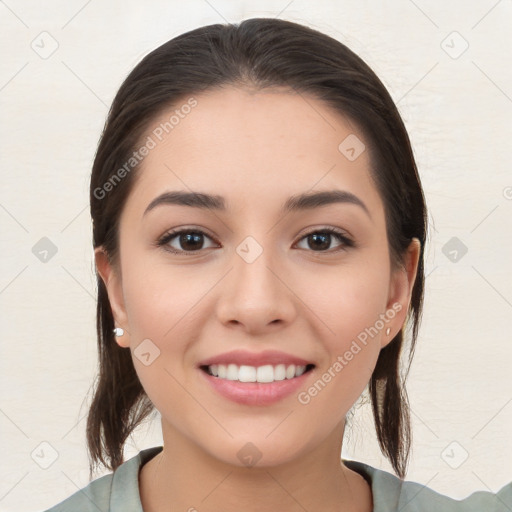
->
[[42, 472, 114, 512], [42, 446, 163, 512], [343, 459, 512, 512]]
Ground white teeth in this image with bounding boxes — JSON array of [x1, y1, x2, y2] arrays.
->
[[239, 365, 257, 382], [256, 365, 274, 383], [274, 364, 286, 381], [295, 365, 306, 377], [226, 364, 238, 381], [206, 363, 309, 382], [217, 364, 226, 378]]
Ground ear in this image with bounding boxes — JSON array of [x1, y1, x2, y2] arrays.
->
[[381, 238, 421, 348], [94, 247, 130, 348]]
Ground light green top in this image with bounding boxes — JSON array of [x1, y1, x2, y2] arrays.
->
[[43, 446, 512, 511]]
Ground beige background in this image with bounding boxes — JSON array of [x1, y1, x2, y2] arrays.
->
[[1, 0, 511, 510]]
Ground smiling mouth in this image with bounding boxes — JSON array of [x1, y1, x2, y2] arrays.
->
[[200, 363, 315, 383]]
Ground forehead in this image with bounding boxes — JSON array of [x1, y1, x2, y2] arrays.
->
[[146, 86, 366, 168], [125, 86, 383, 220]]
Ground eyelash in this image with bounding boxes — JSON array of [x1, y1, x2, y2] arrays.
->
[[156, 227, 355, 256]]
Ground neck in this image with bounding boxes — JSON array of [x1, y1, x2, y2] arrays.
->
[[139, 419, 372, 512]]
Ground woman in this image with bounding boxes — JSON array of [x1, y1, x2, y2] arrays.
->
[[44, 17, 510, 512]]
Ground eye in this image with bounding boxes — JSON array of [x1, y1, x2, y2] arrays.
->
[[156, 227, 354, 255], [157, 228, 218, 255], [295, 228, 354, 253]]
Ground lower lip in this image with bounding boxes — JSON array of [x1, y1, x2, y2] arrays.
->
[[199, 368, 314, 406]]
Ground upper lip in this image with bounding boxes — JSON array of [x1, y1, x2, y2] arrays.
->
[[198, 350, 314, 368]]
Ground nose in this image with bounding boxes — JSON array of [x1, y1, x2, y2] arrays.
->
[[214, 239, 297, 335]]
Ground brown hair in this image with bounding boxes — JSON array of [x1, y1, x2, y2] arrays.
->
[[87, 18, 427, 479]]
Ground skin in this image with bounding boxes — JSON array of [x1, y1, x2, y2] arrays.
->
[[95, 86, 420, 512]]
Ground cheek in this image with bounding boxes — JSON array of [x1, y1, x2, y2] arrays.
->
[[120, 255, 211, 404], [296, 282, 387, 425], [302, 258, 391, 341], [122, 254, 206, 340], [300, 260, 390, 393], [121, 272, 198, 426]]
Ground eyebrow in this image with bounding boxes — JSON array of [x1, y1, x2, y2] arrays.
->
[[143, 189, 371, 218]]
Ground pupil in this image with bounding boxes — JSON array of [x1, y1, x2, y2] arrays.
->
[[310, 233, 330, 250], [181, 233, 203, 250]]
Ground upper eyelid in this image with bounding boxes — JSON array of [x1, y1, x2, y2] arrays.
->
[[159, 225, 350, 239], [161, 227, 220, 244], [158, 226, 352, 250]]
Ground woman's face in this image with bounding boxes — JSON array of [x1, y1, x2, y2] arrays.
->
[[96, 86, 419, 467]]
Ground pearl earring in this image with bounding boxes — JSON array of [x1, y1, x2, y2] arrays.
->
[[385, 327, 391, 336], [113, 327, 124, 337]]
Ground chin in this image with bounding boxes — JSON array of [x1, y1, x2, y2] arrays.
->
[[202, 435, 310, 470]]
